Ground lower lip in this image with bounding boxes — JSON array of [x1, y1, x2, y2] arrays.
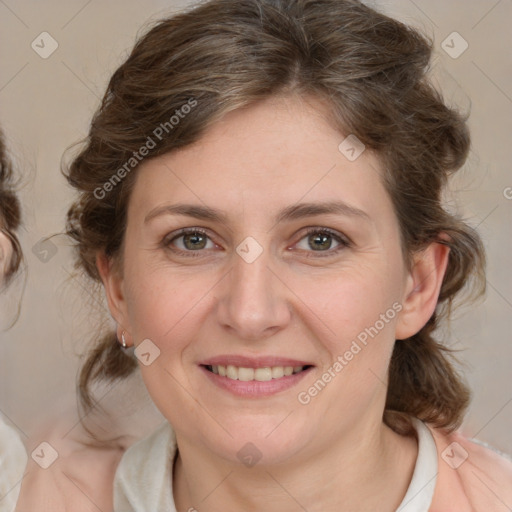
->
[[200, 366, 313, 398]]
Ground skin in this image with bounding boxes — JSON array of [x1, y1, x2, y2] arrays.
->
[[95, 93, 450, 511], [14, 394, 150, 512], [0, 230, 13, 282]]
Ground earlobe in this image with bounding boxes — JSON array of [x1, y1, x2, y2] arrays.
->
[[395, 240, 451, 340]]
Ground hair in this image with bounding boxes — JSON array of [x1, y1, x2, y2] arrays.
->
[[0, 129, 22, 288], [65, 0, 486, 436]]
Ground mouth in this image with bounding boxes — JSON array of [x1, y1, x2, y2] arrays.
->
[[202, 364, 313, 381], [198, 357, 314, 397]]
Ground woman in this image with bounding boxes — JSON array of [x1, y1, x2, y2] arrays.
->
[[18, 0, 512, 510], [0, 129, 27, 512]]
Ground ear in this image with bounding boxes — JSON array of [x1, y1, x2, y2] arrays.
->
[[96, 251, 130, 335], [395, 238, 450, 340], [0, 230, 13, 284]]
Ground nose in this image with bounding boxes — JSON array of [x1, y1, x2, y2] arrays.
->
[[215, 244, 292, 341]]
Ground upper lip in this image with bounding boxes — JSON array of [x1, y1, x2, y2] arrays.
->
[[199, 355, 314, 368]]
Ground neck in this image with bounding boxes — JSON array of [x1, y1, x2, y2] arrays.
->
[[173, 417, 417, 512]]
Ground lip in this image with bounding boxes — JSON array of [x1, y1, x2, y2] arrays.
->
[[198, 355, 315, 398], [199, 355, 314, 368]]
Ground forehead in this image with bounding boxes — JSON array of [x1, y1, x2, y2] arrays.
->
[[129, 95, 394, 227]]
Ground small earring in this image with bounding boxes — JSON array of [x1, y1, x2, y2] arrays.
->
[[121, 331, 128, 348]]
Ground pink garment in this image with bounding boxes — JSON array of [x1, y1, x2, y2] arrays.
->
[[428, 425, 512, 511]]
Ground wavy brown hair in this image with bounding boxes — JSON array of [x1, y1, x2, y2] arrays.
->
[[0, 129, 22, 288], [65, 0, 485, 436]]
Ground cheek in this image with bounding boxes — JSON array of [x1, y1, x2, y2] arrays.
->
[[0, 236, 13, 279], [296, 264, 403, 351], [296, 267, 403, 416], [295, 272, 402, 421], [124, 268, 203, 343], [122, 267, 210, 418]]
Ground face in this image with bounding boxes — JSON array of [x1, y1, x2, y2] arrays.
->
[[102, 94, 439, 465], [0, 223, 17, 329], [0, 228, 13, 285]]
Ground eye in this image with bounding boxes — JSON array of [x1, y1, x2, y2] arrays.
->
[[163, 228, 217, 256], [293, 227, 350, 257]]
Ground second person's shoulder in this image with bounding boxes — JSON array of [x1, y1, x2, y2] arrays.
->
[[428, 424, 512, 512]]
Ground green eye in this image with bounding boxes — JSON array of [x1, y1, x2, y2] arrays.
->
[[164, 228, 215, 257], [295, 228, 350, 257]]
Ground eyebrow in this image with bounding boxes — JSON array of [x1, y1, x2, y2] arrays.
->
[[144, 200, 371, 225]]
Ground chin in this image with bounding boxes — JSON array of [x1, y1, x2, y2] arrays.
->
[[194, 414, 314, 467]]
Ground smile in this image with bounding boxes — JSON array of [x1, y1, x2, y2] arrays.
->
[[204, 364, 311, 381], [199, 358, 314, 397]]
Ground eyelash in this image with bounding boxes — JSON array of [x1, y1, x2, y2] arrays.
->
[[162, 227, 351, 259]]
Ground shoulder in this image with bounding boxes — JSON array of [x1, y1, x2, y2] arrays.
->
[[115, 420, 173, 484], [0, 416, 27, 512], [14, 415, 128, 512], [428, 424, 512, 512], [15, 445, 123, 512], [114, 421, 175, 510]]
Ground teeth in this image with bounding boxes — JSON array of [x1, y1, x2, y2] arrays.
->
[[226, 365, 238, 380], [238, 367, 254, 381], [271, 366, 284, 379], [209, 365, 306, 381], [255, 368, 272, 381]]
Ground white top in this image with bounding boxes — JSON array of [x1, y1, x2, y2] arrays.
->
[[114, 417, 438, 512], [0, 416, 27, 512]]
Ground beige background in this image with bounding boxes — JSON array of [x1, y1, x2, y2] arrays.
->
[[0, 0, 511, 457]]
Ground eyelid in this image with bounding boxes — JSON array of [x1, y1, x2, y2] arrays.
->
[[298, 226, 351, 245]]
